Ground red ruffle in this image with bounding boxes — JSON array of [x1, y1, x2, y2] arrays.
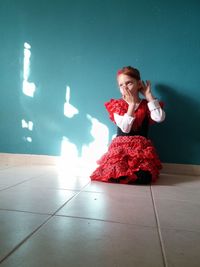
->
[[90, 135, 162, 184], [105, 98, 128, 123]]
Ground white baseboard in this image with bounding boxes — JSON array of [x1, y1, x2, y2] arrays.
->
[[0, 153, 199, 176], [161, 163, 200, 176], [0, 153, 59, 166]]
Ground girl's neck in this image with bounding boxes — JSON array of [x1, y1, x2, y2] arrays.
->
[[133, 94, 141, 104]]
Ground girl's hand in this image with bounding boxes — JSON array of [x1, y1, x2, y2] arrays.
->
[[140, 80, 154, 102], [122, 88, 135, 105]]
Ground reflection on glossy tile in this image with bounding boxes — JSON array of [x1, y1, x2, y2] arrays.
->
[[1, 217, 164, 267], [0, 166, 54, 190], [57, 191, 156, 227], [0, 185, 78, 214], [18, 173, 90, 190]]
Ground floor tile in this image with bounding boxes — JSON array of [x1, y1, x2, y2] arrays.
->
[[0, 166, 53, 190], [0, 185, 78, 214], [153, 198, 200, 231], [18, 173, 90, 191], [0, 216, 164, 267], [152, 174, 200, 232], [84, 181, 151, 198], [152, 183, 200, 203], [57, 189, 156, 227], [156, 173, 200, 189], [161, 228, 200, 267], [0, 210, 49, 262], [1, 164, 200, 266]]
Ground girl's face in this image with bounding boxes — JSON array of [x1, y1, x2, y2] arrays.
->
[[117, 74, 141, 95]]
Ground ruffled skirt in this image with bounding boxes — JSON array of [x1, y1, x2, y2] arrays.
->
[[90, 135, 162, 184]]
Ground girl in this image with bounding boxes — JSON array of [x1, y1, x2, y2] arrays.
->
[[90, 66, 165, 184]]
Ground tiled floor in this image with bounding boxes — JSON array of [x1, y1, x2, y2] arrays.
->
[[0, 164, 200, 267]]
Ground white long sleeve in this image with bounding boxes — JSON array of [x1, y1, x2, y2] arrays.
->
[[147, 99, 165, 122], [114, 113, 135, 133]]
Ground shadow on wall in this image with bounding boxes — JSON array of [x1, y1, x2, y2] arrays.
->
[[154, 84, 200, 164]]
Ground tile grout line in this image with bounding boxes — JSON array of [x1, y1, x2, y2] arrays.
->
[[55, 214, 157, 228], [0, 171, 55, 192], [0, 181, 91, 265], [0, 214, 53, 264], [52, 181, 91, 215], [150, 185, 168, 267], [0, 208, 52, 216]]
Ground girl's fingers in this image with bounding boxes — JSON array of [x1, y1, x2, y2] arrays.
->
[[123, 88, 129, 94], [142, 80, 151, 86], [146, 80, 151, 86], [123, 88, 131, 97]]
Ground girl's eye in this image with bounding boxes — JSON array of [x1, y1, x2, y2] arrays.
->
[[119, 81, 133, 87]]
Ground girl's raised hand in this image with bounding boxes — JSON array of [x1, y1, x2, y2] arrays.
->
[[141, 80, 151, 95], [140, 80, 154, 101]]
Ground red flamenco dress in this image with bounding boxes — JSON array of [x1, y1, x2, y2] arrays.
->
[[90, 99, 162, 184]]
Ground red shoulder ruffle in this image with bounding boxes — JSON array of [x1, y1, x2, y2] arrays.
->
[[104, 99, 128, 123]]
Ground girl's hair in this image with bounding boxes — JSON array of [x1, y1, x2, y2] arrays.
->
[[117, 66, 141, 81]]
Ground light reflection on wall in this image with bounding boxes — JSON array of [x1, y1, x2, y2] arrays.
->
[[64, 85, 79, 118], [81, 114, 109, 171], [21, 119, 33, 143], [22, 42, 36, 97], [21, 119, 33, 131], [20, 45, 110, 173], [21, 42, 35, 143], [26, 137, 32, 142], [58, 112, 109, 177]]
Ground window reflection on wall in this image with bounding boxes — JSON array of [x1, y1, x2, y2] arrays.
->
[[21, 42, 35, 143], [20, 42, 109, 174], [21, 119, 33, 143], [58, 88, 109, 177], [22, 42, 36, 97], [64, 85, 79, 118]]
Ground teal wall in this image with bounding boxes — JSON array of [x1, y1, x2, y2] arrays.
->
[[0, 0, 200, 164]]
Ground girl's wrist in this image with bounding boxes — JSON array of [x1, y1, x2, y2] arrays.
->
[[128, 103, 135, 107], [128, 103, 136, 111], [146, 94, 155, 102], [127, 103, 135, 116]]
